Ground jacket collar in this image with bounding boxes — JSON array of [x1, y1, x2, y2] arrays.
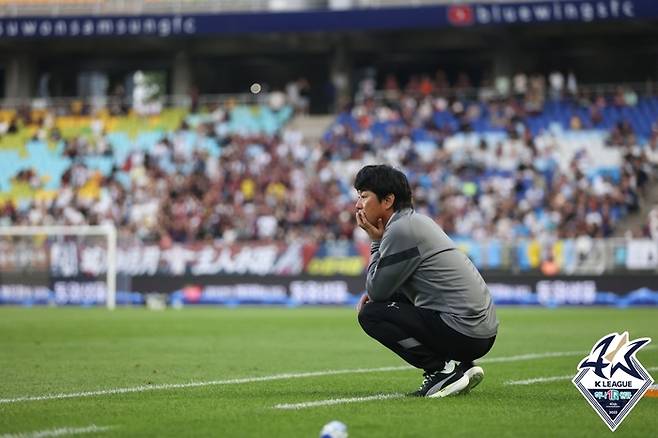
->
[[387, 207, 413, 227]]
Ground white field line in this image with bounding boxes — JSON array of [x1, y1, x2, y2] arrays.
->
[[0, 366, 408, 405], [1, 347, 654, 405], [480, 350, 583, 363], [271, 358, 658, 411], [481, 344, 655, 364], [0, 425, 112, 438], [506, 366, 658, 385], [274, 393, 403, 410]]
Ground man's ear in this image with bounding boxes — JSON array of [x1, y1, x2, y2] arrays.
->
[[383, 194, 395, 210]]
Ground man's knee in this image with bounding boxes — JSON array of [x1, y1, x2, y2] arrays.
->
[[357, 302, 382, 333], [357, 303, 372, 329]]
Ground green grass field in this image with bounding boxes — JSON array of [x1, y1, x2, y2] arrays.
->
[[1, 307, 657, 437]]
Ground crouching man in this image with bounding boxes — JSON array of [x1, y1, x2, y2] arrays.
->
[[354, 164, 498, 397]]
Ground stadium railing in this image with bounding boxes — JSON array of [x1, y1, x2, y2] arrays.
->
[[1, 81, 656, 113], [360, 81, 658, 104], [450, 237, 658, 274], [0, 91, 261, 114]]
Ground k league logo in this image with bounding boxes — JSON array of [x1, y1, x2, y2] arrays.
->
[[573, 332, 653, 431]]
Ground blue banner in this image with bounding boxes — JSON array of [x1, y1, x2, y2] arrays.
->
[[1, 1, 657, 38], [445, 0, 655, 27]]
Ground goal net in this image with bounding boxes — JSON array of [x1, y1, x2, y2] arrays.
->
[[0, 225, 117, 309]]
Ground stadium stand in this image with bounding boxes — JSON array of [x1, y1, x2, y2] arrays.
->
[[1, 73, 657, 247], [327, 76, 657, 239]]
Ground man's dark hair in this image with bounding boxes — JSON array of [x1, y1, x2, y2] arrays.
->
[[354, 164, 413, 211]]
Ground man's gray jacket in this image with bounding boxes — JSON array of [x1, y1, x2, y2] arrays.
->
[[367, 208, 498, 339]]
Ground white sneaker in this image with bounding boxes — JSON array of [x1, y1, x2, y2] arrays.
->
[[462, 365, 484, 394], [422, 361, 470, 398]]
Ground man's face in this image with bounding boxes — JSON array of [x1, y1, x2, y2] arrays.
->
[[355, 190, 388, 225]]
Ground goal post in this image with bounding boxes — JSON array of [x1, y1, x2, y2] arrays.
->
[[0, 224, 118, 310]]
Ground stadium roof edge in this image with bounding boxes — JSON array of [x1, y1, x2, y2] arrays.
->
[[1, 1, 658, 39]]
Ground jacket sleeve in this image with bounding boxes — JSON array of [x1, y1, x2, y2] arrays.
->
[[366, 222, 421, 302]]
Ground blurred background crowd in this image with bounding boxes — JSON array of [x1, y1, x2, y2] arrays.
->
[[1, 71, 658, 247]]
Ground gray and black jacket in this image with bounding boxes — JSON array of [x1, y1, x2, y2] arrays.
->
[[367, 208, 499, 339]]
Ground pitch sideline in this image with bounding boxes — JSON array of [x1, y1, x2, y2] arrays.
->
[[505, 365, 658, 386], [271, 364, 658, 410], [0, 348, 653, 405], [274, 393, 404, 410], [0, 424, 112, 438]]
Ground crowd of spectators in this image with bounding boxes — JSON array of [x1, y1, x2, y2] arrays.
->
[[330, 71, 658, 241], [1, 70, 658, 246]]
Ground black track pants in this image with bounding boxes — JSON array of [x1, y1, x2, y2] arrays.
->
[[358, 300, 496, 372]]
